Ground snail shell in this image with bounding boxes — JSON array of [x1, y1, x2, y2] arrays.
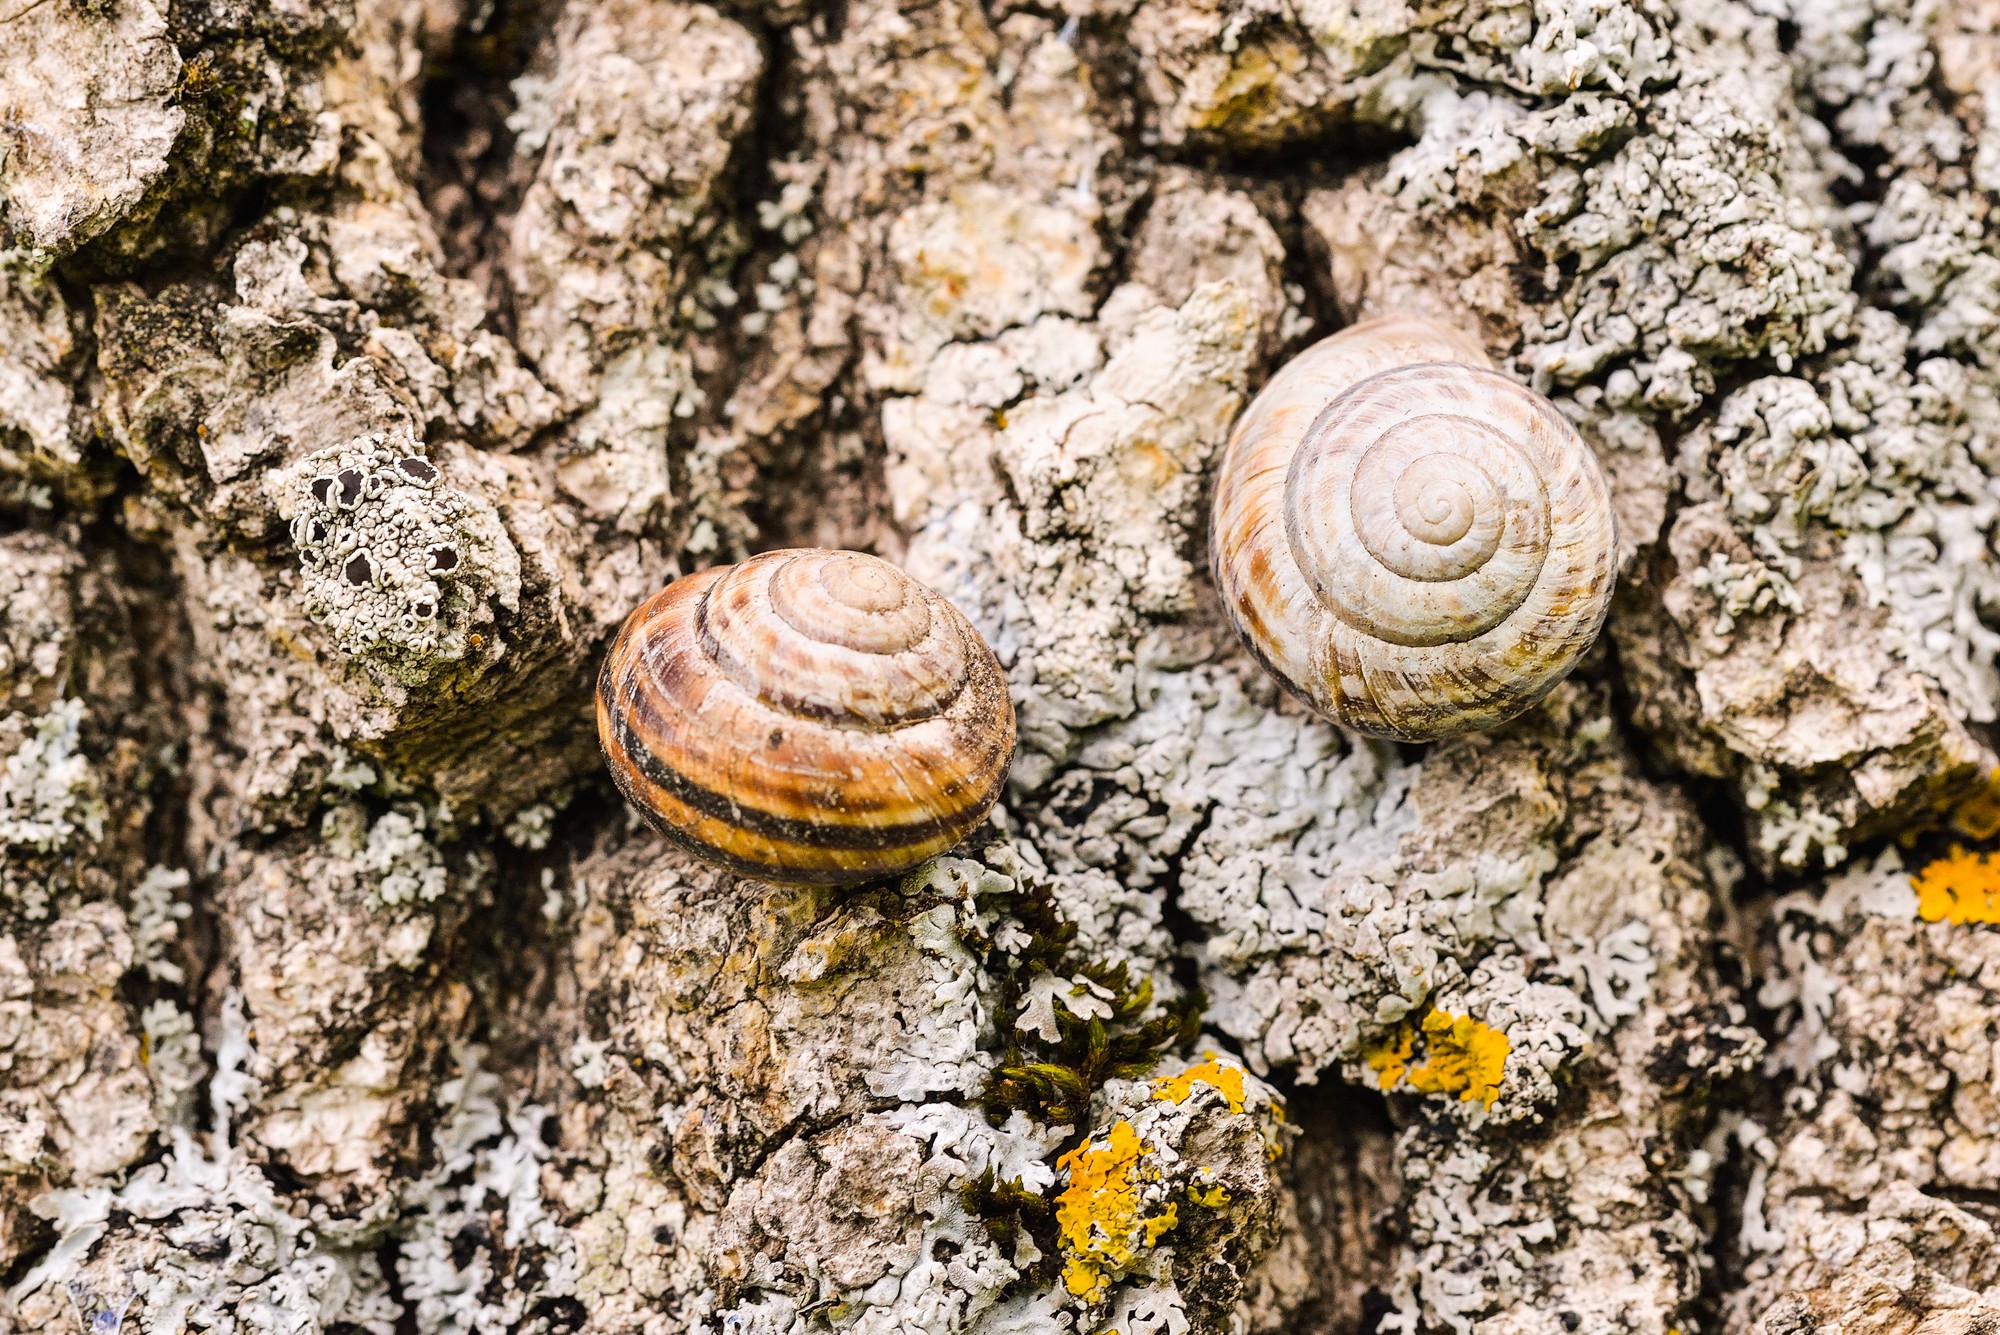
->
[[596, 549, 1015, 885], [1211, 315, 1616, 741]]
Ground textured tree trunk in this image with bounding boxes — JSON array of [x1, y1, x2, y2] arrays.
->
[[1, 1, 1997, 1333]]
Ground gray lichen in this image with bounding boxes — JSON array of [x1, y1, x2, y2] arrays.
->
[[279, 433, 508, 681]]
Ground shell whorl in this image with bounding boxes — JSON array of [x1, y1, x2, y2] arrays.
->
[[596, 549, 1015, 885], [1211, 316, 1616, 741]]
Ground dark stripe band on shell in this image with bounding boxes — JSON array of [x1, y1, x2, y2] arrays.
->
[[596, 549, 1015, 885]]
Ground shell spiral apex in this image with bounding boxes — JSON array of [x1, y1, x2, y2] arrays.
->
[[596, 548, 1015, 885], [1211, 316, 1617, 742]]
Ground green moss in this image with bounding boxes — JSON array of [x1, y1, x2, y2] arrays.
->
[[984, 963, 1204, 1127], [959, 1166, 1055, 1261], [959, 857, 1203, 1127], [909, 853, 1212, 1292]]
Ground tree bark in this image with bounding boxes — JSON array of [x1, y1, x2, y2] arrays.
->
[[0, 1, 1993, 1333]]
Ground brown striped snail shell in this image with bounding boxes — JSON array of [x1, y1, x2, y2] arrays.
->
[[596, 548, 1015, 886], [1211, 315, 1616, 742]]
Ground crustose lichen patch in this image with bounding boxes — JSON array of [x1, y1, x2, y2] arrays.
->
[[277, 433, 494, 681]]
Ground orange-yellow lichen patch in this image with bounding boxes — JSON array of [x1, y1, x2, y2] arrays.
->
[[1915, 845, 2000, 924], [1054, 1120, 1177, 1304], [1187, 1175, 1230, 1208], [1364, 1009, 1510, 1109], [1365, 1027, 1416, 1090], [1953, 769, 2000, 840], [1152, 1052, 1247, 1113], [1408, 1011, 1510, 1105]]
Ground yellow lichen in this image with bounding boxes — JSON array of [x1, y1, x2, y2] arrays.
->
[[1151, 1052, 1247, 1112], [1364, 1026, 1416, 1090], [1187, 1176, 1230, 1208], [1914, 845, 2000, 924], [1407, 1011, 1510, 1105], [1364, 1009, 1510, 1108], [1055, 1120, 1177, 1304]]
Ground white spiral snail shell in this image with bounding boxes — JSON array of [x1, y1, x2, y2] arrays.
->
[[1211, 316, 1617, 741]]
